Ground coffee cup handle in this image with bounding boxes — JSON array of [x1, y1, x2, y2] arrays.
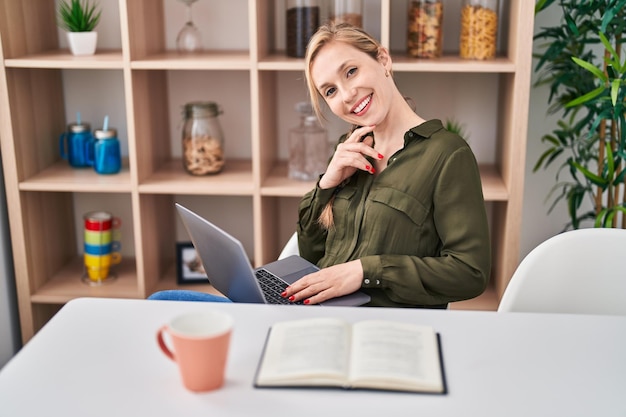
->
[[157, 326, 176, 362], [111, 252, 122, 265]]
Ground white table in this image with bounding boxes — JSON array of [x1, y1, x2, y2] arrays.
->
[[0, 298, 624, 417]]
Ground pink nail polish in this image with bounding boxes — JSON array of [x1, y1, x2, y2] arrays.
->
[[365, 165, 371, 171], [370, 167, 376, 174], [304, 299, 310, 305], [281, 291, 287, 297], [288, 296, 295, 301], [378, 153, 383, 159]]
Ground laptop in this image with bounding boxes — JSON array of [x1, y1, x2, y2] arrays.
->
[[175, 203, 371, 307]]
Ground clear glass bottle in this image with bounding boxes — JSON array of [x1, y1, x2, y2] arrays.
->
[[407, 0, 443, 59], [330, 0, 363, 28], [286, 0, 320, 58], [459, 0, 499, 60], [288, 102, 329, 181], [181, 102, 225, 176]]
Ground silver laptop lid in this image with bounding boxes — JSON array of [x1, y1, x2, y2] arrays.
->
[[175, 203, 267, 303], [175, 203, 371, 307]]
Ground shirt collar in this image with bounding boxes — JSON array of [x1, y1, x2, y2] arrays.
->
[[405, 119, 444, 143]]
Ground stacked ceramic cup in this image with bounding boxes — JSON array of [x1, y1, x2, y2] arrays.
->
[[83, 211, 122, 284]]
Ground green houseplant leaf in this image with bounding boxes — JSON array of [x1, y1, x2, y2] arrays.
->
[[58, 0, 101, 32], [534, 1, 626, 230]]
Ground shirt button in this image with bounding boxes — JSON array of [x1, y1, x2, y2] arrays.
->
[[376, 279, 380, 285], [408, 132, 414, 137], [364, 279, 370, 285]]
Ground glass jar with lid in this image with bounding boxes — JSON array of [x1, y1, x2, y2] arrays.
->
[[459, 0, 499, 60], [330, 0, 363, 28], [286, 0, 321, 58], [407, 1, 444, 59], [91, 128, 121, 175], [288, 102, 329, 181], [181, 101, 225, 175]]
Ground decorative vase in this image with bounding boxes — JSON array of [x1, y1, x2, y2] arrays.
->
[[67, 31, 98, 56]]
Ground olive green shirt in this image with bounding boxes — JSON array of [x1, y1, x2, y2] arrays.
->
[[297, 120, 491, 308]]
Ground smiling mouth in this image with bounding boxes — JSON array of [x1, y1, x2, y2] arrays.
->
[[352, 94, 372, 115]]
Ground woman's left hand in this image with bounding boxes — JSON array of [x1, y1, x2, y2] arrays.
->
[[282, 260, 363, 305]]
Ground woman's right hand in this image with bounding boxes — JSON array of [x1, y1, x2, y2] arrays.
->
[[318, 125, 382, 189]]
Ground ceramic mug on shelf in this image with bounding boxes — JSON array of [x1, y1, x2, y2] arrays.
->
[[83, 211, 122, 283], [84, 211, 121, 232], [84, 228, 121, 246], [157, 310, 234, 392], [84, 241, 121, 256], [84, 252, 122, 281]]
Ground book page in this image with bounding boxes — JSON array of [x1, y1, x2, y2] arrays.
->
[[255, 318, 352, 386], [349, 320, 443, 392]]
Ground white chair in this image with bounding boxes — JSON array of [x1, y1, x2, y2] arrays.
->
[[278, 232, 299, 260], [498, 228, 626, 315]]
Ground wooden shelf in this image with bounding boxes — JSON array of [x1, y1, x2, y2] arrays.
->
[[5, 49, 124, 69], [131, 50, 251, 70], [19, 160, 132, 193], [30, 258, 140, 304], [391, 55, 516, 73], [0, 0, 533, 342], [138, 159, 254, 195]]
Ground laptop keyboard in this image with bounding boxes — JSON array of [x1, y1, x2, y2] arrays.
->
[[255, 268, 304, 305]]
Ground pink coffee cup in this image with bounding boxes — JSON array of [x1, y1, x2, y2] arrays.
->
[[157, 310, 233, 392]]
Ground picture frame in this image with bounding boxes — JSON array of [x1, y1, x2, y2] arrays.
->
[[176, 242, 209, 284]]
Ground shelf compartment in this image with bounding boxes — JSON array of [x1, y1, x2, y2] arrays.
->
[[19, 160, 132, 193], [150, 263, 223, 296], [4, 50, 124, 69], [391, 56, 515, 73], [261, 162, 507, 201], [30, 257, 140, 304], [479, 165, 508, 201], [258, 54, 516, 73], [138, 159, 254, 195], [261, 162, 317, 197], [131, 51, 251, 70]]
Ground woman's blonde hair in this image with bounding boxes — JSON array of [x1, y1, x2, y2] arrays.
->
[[304, 24, 386, 229], [305, 23, 387, 121]]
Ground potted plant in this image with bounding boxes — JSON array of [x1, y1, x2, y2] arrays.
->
[[533, 0, 626, 229], [57, 0, 101, 56]]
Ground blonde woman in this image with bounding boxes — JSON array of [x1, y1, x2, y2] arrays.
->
[[282, 23, 491, 307]]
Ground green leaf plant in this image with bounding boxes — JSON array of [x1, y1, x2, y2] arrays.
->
[[57, 0, 101, 32], [533, 0, 626, 229]]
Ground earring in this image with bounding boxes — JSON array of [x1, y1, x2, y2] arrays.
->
[[385, 70, 390, 78]]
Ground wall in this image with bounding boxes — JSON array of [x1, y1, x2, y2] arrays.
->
[[520, 5, 574, 259], [0, 155, 21, 368]]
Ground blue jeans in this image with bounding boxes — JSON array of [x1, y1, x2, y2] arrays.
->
[[147, 290, 232, 303]]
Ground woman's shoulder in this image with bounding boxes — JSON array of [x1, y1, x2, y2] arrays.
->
[[411, 119, 469, 152]]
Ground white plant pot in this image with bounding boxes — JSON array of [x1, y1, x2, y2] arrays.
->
[[67, 31, 98, 56]]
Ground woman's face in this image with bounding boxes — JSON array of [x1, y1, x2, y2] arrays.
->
[[310, 41, 391, 127]]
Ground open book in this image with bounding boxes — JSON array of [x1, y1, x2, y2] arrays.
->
[[254, 317, 446, 394]]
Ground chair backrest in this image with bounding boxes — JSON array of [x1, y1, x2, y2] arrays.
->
[[278, 232, 299, 260], [498, 228, 626, 316]]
